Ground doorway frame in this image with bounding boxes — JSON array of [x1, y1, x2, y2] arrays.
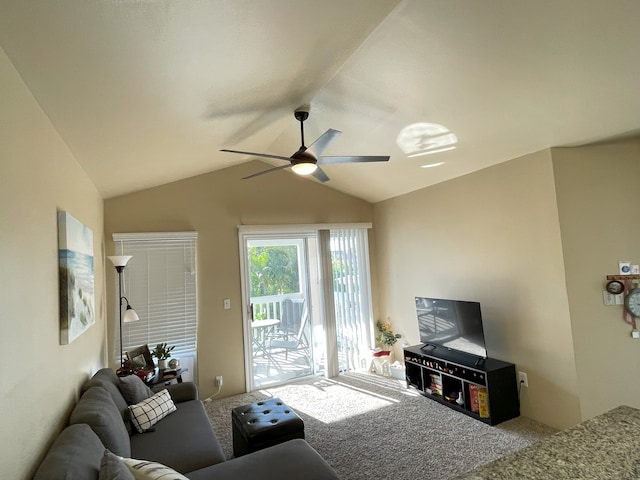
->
[[238, 223, 372, 392]]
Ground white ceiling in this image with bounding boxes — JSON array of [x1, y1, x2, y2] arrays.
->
[[1, 0, 638, 203]]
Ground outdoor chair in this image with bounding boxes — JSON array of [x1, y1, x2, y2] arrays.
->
[[268, 301, 310, 361]]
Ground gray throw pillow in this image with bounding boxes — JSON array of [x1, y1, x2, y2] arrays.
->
[[118, 375, 154, 405], [99, 450, 135, 480]]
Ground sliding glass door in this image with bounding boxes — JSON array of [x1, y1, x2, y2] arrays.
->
[[239, 225, 373, 391], [241, 234, 320, 389]]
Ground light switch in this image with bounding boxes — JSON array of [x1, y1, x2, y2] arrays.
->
[[223, 298, 231, 309]]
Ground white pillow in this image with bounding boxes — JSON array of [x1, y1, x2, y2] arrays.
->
[[119, 457, 189, 480], [128, 389, 176, 433]]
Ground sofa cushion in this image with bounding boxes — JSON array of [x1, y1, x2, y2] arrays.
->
[[120, 457, 190, 480], [119, 375, 154, 405], [130, 400, 226, 473], [100, 450, 135, 480], [185, 439, 340, 480], [69, 386, 132, 457], [129, 389, 177, 433], [83, 368, 130, 414], [164, 382, 199, 403], [33, 424, 104, 480]]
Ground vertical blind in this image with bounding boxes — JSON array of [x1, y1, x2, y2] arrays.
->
[[330, 228, 374, 372], [113, 232, 198, 364]]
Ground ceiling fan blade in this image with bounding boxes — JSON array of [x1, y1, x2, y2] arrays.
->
[[317, 155, 390, 165], [306, 129, 342, 157], [242, 164, 292, 180], [312, 166, 330, 183], [220, 149, 291, 162]]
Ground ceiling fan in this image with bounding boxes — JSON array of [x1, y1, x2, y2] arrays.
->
[[220, 107, 389, 182]]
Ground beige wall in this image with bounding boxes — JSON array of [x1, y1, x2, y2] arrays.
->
[[103, 161, 373, 399], [373, 150, 581, 429], [0, 47, 105, 479], [552, 138, 640, 420], [5, 23, 637, 471]]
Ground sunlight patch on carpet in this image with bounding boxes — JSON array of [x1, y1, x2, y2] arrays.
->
[[257, 377, 398, 424]]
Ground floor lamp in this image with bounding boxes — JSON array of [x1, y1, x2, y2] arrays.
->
[[108, 255, 140, 372]]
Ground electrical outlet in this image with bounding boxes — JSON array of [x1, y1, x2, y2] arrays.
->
[[215, 375, 223, 387], [518, 371, 528, 387], [603, 291, 615, 306], [223, 298, 231, 309]]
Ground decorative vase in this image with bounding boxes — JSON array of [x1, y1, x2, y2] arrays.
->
[[158, 359, 168, 370]]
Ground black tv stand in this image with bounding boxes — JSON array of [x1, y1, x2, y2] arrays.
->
[[404, 345, 519, 425]]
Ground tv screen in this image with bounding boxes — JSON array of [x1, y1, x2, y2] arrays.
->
[[415, 297, 487, 358]]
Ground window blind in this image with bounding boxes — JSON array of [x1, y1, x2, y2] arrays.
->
[[113, 232, 198, 365]]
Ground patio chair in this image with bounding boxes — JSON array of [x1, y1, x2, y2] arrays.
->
[[280, 298, 305, 335], [268, 301, 309, 360]]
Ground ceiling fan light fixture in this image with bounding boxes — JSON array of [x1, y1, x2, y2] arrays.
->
[[291, 162, 318, 176], [222, 108, 388, 182]]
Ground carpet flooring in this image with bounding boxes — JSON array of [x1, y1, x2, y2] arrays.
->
[[203, 372, 557, 480]]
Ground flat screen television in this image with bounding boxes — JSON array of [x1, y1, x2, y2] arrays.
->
[[415, 296, 487, 358]]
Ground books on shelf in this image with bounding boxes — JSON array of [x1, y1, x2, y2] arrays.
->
[[429, 373, 443, 396], [477, 388, 489, 418], [469, 384, 489, 417]]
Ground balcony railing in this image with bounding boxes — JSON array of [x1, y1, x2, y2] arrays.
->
[[251, 293, 303, 321]]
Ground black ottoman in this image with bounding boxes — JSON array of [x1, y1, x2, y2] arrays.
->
[[231, 398, 305, 457]]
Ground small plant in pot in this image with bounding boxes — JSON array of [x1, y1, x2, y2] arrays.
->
[[152, 342, 175, 370], [375, 319, 401, 355]]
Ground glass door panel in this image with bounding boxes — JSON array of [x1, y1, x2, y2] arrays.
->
[[243, 235, 316, 389]]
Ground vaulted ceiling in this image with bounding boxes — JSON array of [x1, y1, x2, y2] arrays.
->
[[1, 0, 638, 203]]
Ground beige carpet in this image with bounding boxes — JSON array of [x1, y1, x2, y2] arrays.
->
[[204, 372, 557, 480]]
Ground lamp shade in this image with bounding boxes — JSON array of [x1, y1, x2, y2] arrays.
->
[[123, 305, 140, 323], [291, 162, 317, 175], [108, 255, 132, 268]]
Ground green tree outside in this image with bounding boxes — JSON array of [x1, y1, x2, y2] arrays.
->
[[249, 246, 300, 297]]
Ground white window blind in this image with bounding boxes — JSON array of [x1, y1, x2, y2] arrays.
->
[[113, 232, 198, 368]]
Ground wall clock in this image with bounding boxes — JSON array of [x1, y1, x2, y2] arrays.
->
[[624, 287, 640, 317]]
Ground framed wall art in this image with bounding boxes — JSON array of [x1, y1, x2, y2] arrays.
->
[[58, 210, 95, 344]]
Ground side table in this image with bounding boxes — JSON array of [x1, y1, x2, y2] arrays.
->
[[146, 368, 188, 391]]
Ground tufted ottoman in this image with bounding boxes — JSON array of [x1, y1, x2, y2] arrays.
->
[[231, 398, 305, 457]]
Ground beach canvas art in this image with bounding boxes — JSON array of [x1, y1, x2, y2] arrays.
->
[[58, 211, 95, 344]]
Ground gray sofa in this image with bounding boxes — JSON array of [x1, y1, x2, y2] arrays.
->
[[33, 368, 340, 479]]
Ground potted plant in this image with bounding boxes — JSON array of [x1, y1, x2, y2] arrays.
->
[[152, 342, 175, 370], [375, 319, 401, 354]]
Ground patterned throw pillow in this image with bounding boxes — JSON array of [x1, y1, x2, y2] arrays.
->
[[128, 389, 176, 433], [119, 457, 189, 480]]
